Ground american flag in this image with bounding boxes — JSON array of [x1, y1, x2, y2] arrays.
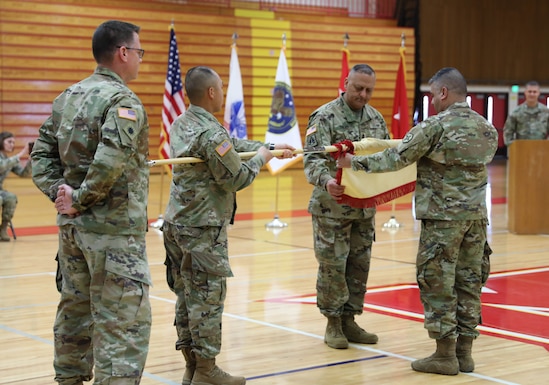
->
[[160, 25, 186, 170]]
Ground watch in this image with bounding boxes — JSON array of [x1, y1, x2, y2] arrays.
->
[[269, 143, 275, 150]]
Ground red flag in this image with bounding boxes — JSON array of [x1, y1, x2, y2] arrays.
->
[[391, 46, 409, 139], [338, 48, 350, 95], [160, 25, 186, 171]]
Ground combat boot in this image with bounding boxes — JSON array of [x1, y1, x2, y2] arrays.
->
[[411, 337, 459, 375], [341, 315, 378, 344], [182, 347, 196, 385], [456, 335, 475, 372], [0, 221, 10, 242], [191, 355, 245, 385], [324, 316, 348, 349]]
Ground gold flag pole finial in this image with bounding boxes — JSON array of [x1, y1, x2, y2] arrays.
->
[[282, 33, 286, 49], [401, 32, 406, 48], [343, 33, 350, 48]]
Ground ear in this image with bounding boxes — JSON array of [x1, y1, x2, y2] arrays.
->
[[117, 46, 128, 63], [440, 86, 449, 100], [207, 86, 215, 100]]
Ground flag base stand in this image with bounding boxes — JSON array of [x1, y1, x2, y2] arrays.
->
[[150, 214, 164, 229], [265, 214, 288, 229], [383, 215, 402, 228]]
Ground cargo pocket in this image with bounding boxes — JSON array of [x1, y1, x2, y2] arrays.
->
[[481, 241, 492, 285]]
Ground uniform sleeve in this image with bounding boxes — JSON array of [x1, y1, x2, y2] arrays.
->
[[32, 115, 65, 201], [303, 111, 335, 188], [205, 130, 266, 193], [71, 96, 146, 212], [503, 112, 516, 146]]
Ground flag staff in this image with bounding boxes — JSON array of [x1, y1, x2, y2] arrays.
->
[[383, 32, 406, 230], [266, 32, 289, 231]]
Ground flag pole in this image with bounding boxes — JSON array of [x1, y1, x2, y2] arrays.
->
[[383, 32, 407, 230], [266, 33, 289, 231]]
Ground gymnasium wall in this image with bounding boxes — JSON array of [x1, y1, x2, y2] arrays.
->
[[0, 0, 414, 169]]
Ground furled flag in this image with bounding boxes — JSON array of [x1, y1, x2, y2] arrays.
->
[[338, 47, 350, 95], [223, 43, 247, 139], [390, 46, 410, 139], [265, 47, 303, 175], [160, 25, 186, 171]]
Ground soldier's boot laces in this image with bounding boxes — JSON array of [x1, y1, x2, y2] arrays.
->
[[456, 335, 475, 372], [341, 315, 378, 344], [411, 337, 459, 375], [182, 347, 196, 385], [324, 316, 348, 349], [0, 221, 10, 242], [191, 356, 245, 385]]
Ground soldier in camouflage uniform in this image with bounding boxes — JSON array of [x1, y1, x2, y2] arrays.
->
[[503, 80, 549, 145], [0, 132, 32, 241], [162, 66, 294, 385], [303, 64, 389, 350], [31, 21, 151, 385], [338, 67, 498, 376]]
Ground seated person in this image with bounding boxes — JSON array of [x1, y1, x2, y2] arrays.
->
[[0, 132, 32, 241]]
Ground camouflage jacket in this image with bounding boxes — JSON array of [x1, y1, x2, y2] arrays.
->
[[303, 94, 390, 219], [31, 66, 150, 235], [164, 104, 266, 227], [352, 102, 498, 221], [0, 152, 32, 190], [503, 102, 549, 145]]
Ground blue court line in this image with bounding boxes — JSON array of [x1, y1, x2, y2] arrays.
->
[[246, 355, 387, 381]]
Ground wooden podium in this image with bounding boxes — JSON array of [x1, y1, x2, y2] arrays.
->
[[507, 140, 549, 234]]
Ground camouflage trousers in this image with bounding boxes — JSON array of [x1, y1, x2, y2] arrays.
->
[[54, 225, 152, 385], [417, 219, 492, 340], [0, 189, 17, 221], [311, 215, 375, 317], [162, 222, 231, 360]]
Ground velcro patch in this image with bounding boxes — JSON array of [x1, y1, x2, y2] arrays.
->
[[306, 125, 317, 136], [216, 139, 233, 157], [118, 108, 137, 121]]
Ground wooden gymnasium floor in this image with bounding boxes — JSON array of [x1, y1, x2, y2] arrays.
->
[[1, 156, 549, 385]]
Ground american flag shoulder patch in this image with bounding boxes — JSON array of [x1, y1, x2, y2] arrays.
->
[[118, 108, 137, 121], [216, 139, 233, 157], [306, 125, 317, 136]]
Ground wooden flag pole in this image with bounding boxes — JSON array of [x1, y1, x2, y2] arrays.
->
[[147, 139, 402, 167]]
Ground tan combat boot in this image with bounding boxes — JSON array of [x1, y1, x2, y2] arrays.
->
[[324, 316, 348, 349], [341, 315, 378, 344], [182, 347, 196, 385], [191, 355, 245, 385], [456, 335, 475, 372], [0, 221, 10, 242], [411, 337, 459, 375]]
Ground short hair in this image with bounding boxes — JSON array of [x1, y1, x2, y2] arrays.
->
[[525, 80, 540, 88], [92, 20, 140, 64], [428, 67, 467, 96], [0, 131, 14, 151], [350, 64, 375, 77], [184, 66, 218, 102]]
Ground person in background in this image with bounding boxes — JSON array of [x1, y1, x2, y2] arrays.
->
[[503, 80, 549, 145], [303, 64, 389, 350], [338, 67, 497, 376], [162, 65, 295, 385], [31, 20, 151, 385], [0, 131, 32, 241]]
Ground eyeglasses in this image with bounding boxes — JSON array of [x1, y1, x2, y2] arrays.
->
[[116, 45, 145, 59]]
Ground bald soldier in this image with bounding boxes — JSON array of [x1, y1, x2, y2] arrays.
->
[[338, 67, 498, 376], [32, 20, 152, 385], [162, 66, 294, 385]]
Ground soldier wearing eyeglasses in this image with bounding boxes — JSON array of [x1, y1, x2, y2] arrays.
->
[[32, 20, 151, 385]]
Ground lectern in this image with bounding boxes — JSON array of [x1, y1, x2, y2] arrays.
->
[[507, 140, 549, 234]]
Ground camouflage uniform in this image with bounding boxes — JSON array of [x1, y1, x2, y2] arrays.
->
[[303, 95, 389, 318], [31, 66, 152, 385], [351, 101, 498, 339], [163, 104, 267, 359], [503, 102, 549, 145], [0, 152, 31, 222]]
